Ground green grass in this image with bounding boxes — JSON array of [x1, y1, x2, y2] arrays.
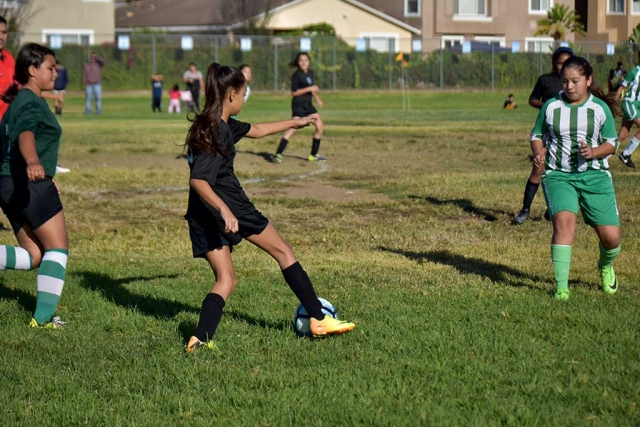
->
[[1, 91, 639, 426]]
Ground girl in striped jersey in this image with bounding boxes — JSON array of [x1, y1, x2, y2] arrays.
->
[[0, 44, 68, 327], [531, 56, 621, 300], [617, 51, 640, 168]]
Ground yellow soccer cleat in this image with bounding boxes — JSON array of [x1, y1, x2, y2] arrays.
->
[[186, 336, 220, 354], [29, 316, 66, 329], [310, 316, 355, 337]]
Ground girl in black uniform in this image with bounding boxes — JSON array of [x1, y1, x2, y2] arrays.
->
[[185, 63, 355, 353], [513, 46, 573, 225], [0, 43, 69, 328], [273, 52, 325, 163]]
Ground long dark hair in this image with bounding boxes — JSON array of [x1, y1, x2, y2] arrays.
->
[[1, 43, 55, 104], [561, 56, 621, 117], [289, 52, 311, 70], [184, 63, 245, 154]]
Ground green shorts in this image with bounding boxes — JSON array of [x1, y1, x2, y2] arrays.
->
[[541, 169, 619, 226], [622, 99, 640, 122]]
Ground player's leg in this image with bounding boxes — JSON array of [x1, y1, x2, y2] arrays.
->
[[580, 171, 621, 294], [187, 246, 236, 352], [308, 113, 325, 161], [513, 151, 546, 224], [543, 173, 578, 300], [274, 118, 300, 162], [247, 222, 355, 336], [619, 102, 640, 168], [30, 211, 69, 327]]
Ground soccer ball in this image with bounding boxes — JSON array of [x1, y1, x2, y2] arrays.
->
[[293, 298, 337, 337]]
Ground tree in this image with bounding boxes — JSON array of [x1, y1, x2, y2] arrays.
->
[[0, 0, 39, 32], [218, 0, 274, 36], [535, 4, 586, 41], [629, 23, 640, 43]]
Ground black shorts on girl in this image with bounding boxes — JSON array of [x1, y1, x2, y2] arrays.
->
[[0, 176, 63, 233], [188, 210, 269, 258], [292, 105, 317, 118]]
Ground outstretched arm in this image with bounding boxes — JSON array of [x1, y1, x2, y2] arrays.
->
[[245, 117, 316, 138]]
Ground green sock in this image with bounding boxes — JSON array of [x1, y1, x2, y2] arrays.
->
[[33, 249, 68, 325], [551, 244, 572, 291], [598, 243, 620, 268]]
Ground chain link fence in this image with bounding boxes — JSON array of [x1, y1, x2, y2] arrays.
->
[[9, 33, 640, 92]]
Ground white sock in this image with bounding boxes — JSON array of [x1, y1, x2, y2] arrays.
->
[[623, 136, 640, 157], [0, 245, 33, 270]]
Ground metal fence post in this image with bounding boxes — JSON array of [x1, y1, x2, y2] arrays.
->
[[214, 36, 219, 63], [332, 36, 336, 91], [152, 34, 156, 74], [491, 43, 495, 91], [388, 42, 392, 91], [274, 42, 278, 91], [439, 48, 443, 91]]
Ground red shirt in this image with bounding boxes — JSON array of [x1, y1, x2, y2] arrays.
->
[[0, 49, 15, 119]]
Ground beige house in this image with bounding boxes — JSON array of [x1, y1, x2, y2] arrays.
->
[[262, 0, 421, 52], [420, 0, 575, 52], [22, 0, 115, 45]]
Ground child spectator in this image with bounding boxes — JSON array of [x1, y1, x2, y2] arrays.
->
[[168, 83, 180, 114], [151, 73, 163, 112], [503, 93, 517, 109], [180, 86, 194, 112]]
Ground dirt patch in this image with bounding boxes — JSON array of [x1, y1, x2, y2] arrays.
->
[[246, 182, 390, 203]]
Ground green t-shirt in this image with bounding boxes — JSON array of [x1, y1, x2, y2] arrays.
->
[[0, 89, 62, 177], [530, 93, 618, 173]]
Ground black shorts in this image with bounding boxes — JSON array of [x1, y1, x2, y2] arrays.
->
[[188, 210, 269, 258], [292, 104, 317, 118], [0, 176, 63, 234]]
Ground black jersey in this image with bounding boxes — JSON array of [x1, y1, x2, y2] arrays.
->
[[291, 69, 314, 111], [529, 73, 563, 108], [185, 118, 254, 222]]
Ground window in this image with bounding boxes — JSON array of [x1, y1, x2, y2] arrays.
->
[[360, 33, 399, 53], [634, 0, 640, 13], [404, 0, 420, 17], [525, 37, 554, 53], [474, 36, 506, 48], [455, 0, 485, 15], [42, 29, 95, 46], [441, 35, 464, 50], [608, 0, 624, 13], [529, 0, 552, 14]]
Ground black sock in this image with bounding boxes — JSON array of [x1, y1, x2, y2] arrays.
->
[[311, 138, 321, 156], [276, 138, 289, 155], [194, 292, 225, 342], [522, 180, 540, 211], [282, 262, 324, 320]]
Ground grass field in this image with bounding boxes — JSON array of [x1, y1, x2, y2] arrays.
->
[[1, 90, 639, 426]]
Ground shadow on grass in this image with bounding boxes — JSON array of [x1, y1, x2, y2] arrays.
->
[[408, 195, 513, 222], [380, 247, 556, 291], [0, 281, 36, 314], [75, 271, 291, 341], [237, 150, 310, 163]]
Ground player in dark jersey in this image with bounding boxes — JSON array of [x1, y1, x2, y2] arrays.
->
[[513, 46, 573, 225], [184, 63, 355, 353], [0, 43, 69, 328], [273, 52, 325, 163]]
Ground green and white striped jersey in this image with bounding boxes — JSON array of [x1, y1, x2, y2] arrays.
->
[[530, 93, 618, 173], [622, 65, 640, 102]]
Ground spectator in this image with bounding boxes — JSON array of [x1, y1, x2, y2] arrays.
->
[[168, 83, 180, 114], [503, 93, 517, 109], [53, 60, 69, 115], [0, 15, 15, 120], [151, 73, 163, 112], [183, 62, 203, 112], [608, 61, 626, 93], [83, 52, 104, 115], [239, 64, 252, 103]]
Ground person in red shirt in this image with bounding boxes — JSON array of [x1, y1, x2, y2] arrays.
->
[[0, 15, 15, 120]]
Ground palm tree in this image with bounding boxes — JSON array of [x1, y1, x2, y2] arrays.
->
[[629, 23, 640, 43], [535, 4, 586, 41]]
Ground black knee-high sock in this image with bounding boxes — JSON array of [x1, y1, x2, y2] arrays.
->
[[194, 293, 226, 342], [282, 262, 325, 320], [276, 138, 289, 154], [522, 180, 540, 211], [311, 138, 321, 156]]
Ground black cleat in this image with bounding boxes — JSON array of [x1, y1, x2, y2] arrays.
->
[[513, 208, 530, 225], [619, 153, 635, 168]]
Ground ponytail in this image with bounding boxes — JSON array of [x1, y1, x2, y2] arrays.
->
[[1, 81, 20, 104], [184, 62, 245, 154]]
